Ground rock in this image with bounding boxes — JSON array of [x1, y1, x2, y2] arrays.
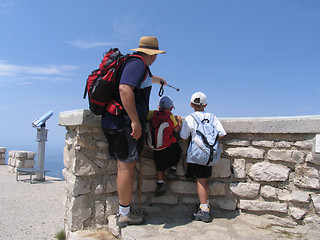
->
[[249, 162, 290, 182], [232, 159, 246, 179], [267, 149, 305, 164], [230, 182, 260, 198], [239, 200, 288, 213], [293, 166, 320, 190], [226, 147, 264, 159]]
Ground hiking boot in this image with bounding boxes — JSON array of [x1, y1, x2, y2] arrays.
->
[[116, 209, 145, 227], [155, 182, 166, 197], [167, 168, 178, 180], [192, 208, 212, 223]]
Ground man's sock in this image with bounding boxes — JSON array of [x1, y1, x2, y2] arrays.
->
[[119, 204, 130, 216], [157, 180, 164, 184], [200, 203, 209, 212]]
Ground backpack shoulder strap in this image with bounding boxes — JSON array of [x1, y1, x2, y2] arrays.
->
[[191, 112, 202, 126]]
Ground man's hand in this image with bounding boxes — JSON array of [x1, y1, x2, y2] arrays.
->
[[152, 75, 166, 86], [131, 120, 142, 140], [119, 84, 141, 140]]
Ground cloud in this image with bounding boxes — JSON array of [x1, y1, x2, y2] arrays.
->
[[0, 60, 79, 86], [0, 0, 15, 14], [64, 39, 115, 49]]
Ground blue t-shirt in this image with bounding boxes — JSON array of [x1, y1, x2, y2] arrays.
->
[[101, 56, 152, 129]]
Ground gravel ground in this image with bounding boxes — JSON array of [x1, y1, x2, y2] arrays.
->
[[0, 165, 65, 240]]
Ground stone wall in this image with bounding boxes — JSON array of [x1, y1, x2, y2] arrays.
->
[[7, 150, 36, 172], [0, 147, 6, 165], [59, 110, 320, 233]]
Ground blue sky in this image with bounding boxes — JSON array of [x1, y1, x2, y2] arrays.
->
[[0, 0, 319, 158]]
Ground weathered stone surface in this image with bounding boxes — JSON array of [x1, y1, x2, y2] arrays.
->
[[311, 194, 320, 213], [277, 189, 310, 203], [138, 158, 156, 176], [267, 149, 305, 164], [252, 140, 274, 148], [73, 152, 100, 176], [293, 166, 320, 190], [212, 198, 237, 210], [226, 147, 264, 159], [239, 200, 288, 213], [105, 196, 118, 216], [182, 197, 199, 204], [260, 185, 277, 199], [95, 201, 106, 224], [230, 182, 260, 198], [249, 162, 290, 182], [95, 184, 103, 194], [289, 207, 306, 220], [0, 147, 6, 153], [274, 141, 292, 148], [212, 158, 231, 178], [306, 153, 320, 165], [68, 195, 92, 231], [107, 215, 120, 238], [151, 194, 179, 204], [294, 140, 313, 150], [232, 159, 246, 179], [209, 182, 226, 196], [169, 181, 197, 194], [225, 139, 250, 146], [65, 172, 91, 197], [106, 175, 117, 193]]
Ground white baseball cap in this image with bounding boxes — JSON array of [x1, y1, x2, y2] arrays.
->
[[191, 92, 207, 105]]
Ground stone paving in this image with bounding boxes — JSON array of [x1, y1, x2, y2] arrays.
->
[[70, 206, 320, 240]]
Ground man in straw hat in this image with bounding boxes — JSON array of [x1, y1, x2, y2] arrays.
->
[[101, 36, 166, 227]]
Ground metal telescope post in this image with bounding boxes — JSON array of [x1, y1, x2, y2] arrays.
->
[[35, 124, 48, 180]]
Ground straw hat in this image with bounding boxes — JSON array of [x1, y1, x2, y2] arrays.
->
[[131, 36, 166, 55]]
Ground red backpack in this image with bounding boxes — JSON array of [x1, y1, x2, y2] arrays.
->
[[83, 48, 148, 116], [146, 110, 177, 150]]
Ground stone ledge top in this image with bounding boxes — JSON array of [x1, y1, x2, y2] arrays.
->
[[59, 109, 320, 134]]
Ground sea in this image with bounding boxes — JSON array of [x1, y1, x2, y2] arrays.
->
[[44, 153, 64, 179]]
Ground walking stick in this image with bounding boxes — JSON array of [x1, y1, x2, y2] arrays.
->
[[138, 151, 143, 214]]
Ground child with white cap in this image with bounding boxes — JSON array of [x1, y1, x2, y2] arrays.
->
[[180, 92, 226, 222], [147, 95, 182, 197]]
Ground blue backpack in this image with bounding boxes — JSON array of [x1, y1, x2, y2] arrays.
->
[[188, 112, 221, 166]]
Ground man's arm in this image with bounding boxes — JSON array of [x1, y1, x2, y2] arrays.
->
[[119, 84, 141, 140]]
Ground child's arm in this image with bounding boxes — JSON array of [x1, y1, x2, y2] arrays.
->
[[173, 115, 182, 132]]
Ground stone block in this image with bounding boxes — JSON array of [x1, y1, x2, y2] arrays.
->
[[95, 201, 106, 224], [225, 147, 264, 159], [293, 166, 320, 190], [212, 158, 231, 178], [277, 189, 310, 203], [0, 159, 5, 165], [209, 182, 226, 196], [267, 149, 305, 164], [252, 140, 274, 148], [1, 153, 5, 159], [105, 196, 119, 216], [15, 151, 27, 159], [294, 140, 313, 150], [306, 153, 320, 165], [232, 158, 246, 179], [27, 151, 36, 159], [107, 215, 120, 238], [249, 162, 290, 182], [289, 207, 306, 220], [73, 151, 100, 176], [239, 200, 288, 213], [169, 181, 197, 194], [23, 160, 35, 168], [0, 147, 6, 153], [274, 141, 292, 148], [212, 198, 237, 210], [137, 158, 156, 176], [260, 185, 277, 199], [182, 197, 199, 204], [68, 195, 92, 231], [230, 182, 260, 198], [225, 139, 250, 146], [311, 194, 320, 213], [151, 194, 179, 204], [106, 175, 117, 193]]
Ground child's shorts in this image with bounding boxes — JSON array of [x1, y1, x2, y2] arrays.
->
[[186, 163, 212, 179], [154, 142, 181, 171]]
